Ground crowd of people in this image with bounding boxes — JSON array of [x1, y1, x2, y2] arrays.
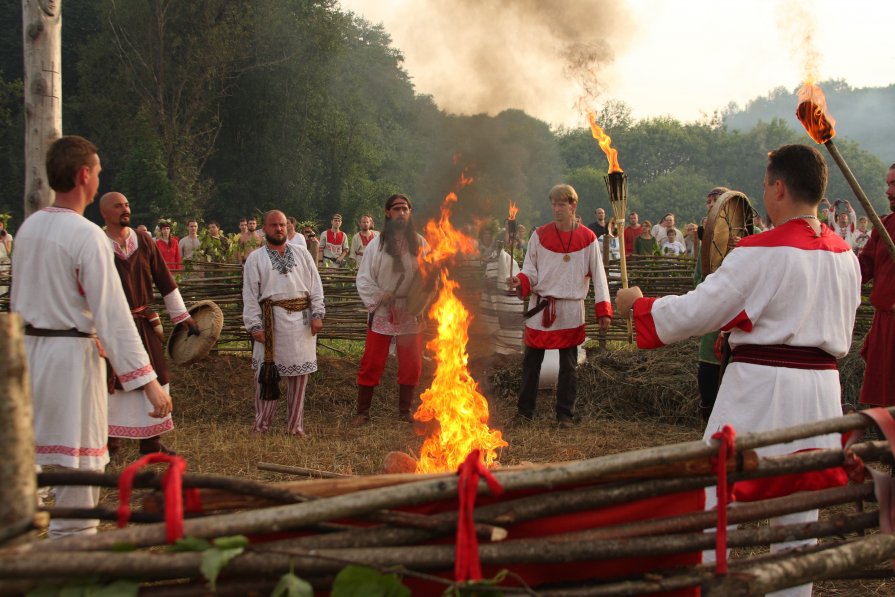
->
[[7, 133, 895, 582]]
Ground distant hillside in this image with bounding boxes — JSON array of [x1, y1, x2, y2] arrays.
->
[[723, 80, 895, 164]]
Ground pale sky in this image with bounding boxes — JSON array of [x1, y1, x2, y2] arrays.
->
[[338, 0, 894, 127]]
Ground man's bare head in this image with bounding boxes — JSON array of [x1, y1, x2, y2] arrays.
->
[[99, 192, 131, 228]]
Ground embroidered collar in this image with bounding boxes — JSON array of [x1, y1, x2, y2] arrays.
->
[[110, 230, 138, 259], [265, 245, 296, 274]]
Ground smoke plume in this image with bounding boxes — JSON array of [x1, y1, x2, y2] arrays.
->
[[776, 0, 823, 83], [348, 0, 636, 125]]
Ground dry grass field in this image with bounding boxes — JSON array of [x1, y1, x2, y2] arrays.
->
[[92, 338, 891, 596]]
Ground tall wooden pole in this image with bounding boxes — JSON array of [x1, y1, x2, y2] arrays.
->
[[22, 0, 63, 217], [0, 313, 38, 546]]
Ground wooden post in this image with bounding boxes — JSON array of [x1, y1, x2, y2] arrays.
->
[[0, 313, 38, 546], [22, 0, 63, 217]]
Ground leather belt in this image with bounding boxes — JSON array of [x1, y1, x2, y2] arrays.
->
[[24, 325, 96, 339]]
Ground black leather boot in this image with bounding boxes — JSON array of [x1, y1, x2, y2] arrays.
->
[[398, 385, 416, 423], [353, 385, 374, 425]]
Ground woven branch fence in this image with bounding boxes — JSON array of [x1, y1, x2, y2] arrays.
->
[[0, 255, 876, 349]]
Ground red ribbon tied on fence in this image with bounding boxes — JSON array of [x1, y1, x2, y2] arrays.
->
[[711, 425, 736, 575], [117, 453, 203, 544], [455, 449, 505, 582]]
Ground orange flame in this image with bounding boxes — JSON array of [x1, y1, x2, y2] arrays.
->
[[415, 273, 507, 473], [508, 201, 518, 220], [586, 110, 623, 173], [796, 81, 836, 144], [414, 175, 507, 473]]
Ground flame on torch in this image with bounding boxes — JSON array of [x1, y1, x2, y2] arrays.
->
[[795, 81, 836, 145], [508, 201, 518, 221], [587, 110, 623, 174]]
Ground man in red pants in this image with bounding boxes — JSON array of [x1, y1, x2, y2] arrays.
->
[[354, 194, 429, 424]]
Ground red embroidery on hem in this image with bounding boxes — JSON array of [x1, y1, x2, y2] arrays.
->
[[36, 444, 108, 457]]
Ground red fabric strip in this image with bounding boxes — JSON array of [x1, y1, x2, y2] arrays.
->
[[720, 309, 753, 333], [117, 453, 202, 544], [737, 219, 853, 253], [455, 449, 505, 582], [711, 425, 736, 575]]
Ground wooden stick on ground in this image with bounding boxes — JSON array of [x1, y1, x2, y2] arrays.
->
[[257, 462, 351, 478]]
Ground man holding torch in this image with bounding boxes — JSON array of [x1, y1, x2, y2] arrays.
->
[[616, 145, 860, 595], [507, 184, 612, 428], [857, 163, 895, 408]]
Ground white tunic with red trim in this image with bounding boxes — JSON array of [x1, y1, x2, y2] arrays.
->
[[517, 223, 612, 349], [632, 220, 861, 458], [11, 208, 157, 469]]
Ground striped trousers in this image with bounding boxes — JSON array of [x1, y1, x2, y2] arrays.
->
[[253, 372, 309, 434]]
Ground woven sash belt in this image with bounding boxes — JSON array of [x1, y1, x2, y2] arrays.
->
[[730, 344, 837, 370], [258, 297, 310, 400]]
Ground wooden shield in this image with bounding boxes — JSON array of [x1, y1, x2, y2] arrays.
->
[[701, 191, 757, 277]]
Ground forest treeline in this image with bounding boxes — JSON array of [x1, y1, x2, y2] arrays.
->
[[0, 1, 889, 233]]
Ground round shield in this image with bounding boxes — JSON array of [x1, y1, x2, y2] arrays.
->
[[167, 300, 224, 366], [701, 191, 757, 277]]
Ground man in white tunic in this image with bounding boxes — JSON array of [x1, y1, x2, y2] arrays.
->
[[11, 136, 172, 538], [100, 192, 196, 456], [243, 210, 324, 436], [617, 145, 861, 597], [508, 184, 612, 427], [349, 214, 379, 268], [355, 194, 429, 424]]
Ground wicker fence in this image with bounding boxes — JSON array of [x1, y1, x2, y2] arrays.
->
[[0, 255, 875, 351]]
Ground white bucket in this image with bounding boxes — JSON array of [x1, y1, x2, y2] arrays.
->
[[538, 343, 587, 389]]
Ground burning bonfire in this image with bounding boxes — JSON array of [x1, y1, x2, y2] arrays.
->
[[413, 179, 508, 474]]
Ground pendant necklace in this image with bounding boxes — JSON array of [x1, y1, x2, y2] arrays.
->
[[555, 223, 576, 262], [781, 214, 820, 237]]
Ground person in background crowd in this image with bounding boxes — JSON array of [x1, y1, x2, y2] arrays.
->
[[507, 184, 612, 428], [349, 214, 379, 268], [247, 216, 264, 243], [623, 211, 643, 256], [286, 216, 308, 250], [652, 213, 685, 245], [660, 227, 686, 256], [587, 207, 608, 238], [206, 221, 230, 262], [854, 216, 870, 253], [302, 224, 321, 269], [11, 136, 171, 538], [634, 220, 658, 256], [355, 194, 429, 424], [617, 145, 861, 597], [857, 162, 895, 410], [243, 210, 324, 436], [100, 192, 196, 457], [155, 219, 181, 272], [829, 199, 858, 248], [135, 224, 148, 235], [179, 220, 201, 263], [752, 214, 767, 233], [684, 223, 699, 257], [0, 216, 13, 296], [238, 217, 263, 264], [693, 186, 728, 422], [322, 213, 349, 267]]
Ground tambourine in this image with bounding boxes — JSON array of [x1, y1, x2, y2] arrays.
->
[[700, 191, 757, 276]]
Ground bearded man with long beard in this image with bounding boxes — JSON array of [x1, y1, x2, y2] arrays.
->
[[354, 194, 429, 424]]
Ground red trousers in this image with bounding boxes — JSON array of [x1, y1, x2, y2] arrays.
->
[[357, 330, 423, 387]]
